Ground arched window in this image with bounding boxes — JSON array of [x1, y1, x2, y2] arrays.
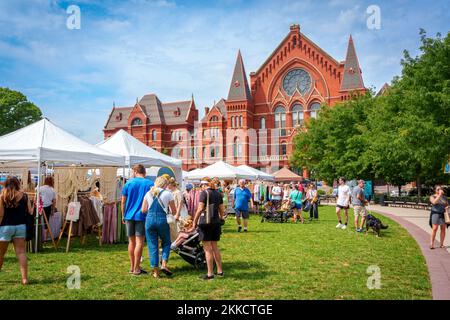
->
[[152, 130, 156, 141], [239, 116, 243, 128], [233, 137, 242, 158], [260, 117, 266, 129], [310, 102, 321, 119], [231, 117, 235, 128], [274, 106, 286, 129], [292, 104, 304, 127], [281, 141, 287, 155], [131, 118, 142, 126], [210, 116, 219, 122]]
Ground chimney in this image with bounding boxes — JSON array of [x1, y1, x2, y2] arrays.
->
[[205, 107, 210, 115]]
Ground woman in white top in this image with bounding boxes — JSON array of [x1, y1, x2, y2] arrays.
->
[[142, 176, 177, 278], [167, 178, 189, 221], [38, 176, 56, 241]]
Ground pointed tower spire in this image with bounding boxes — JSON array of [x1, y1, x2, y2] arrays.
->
[[113, 101, 116, 108], [340, 35, 365, 91], [227, 50, 252, 101]]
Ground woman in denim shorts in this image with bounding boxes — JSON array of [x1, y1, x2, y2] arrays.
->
[[0, 177, 33, 285]]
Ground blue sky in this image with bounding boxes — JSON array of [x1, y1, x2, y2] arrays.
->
[[0, 0, 449, 143]]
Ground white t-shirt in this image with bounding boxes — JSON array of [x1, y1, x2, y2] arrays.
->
[[337, 185, 351, 207], [144, 188, 174, 212], [272, 186, 282, 200], [39, 185, 56, 207]]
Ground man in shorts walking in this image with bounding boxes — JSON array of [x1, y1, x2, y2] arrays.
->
[[352, 180, 368, 232], [121, 165, 154, 275], [233, 179, 254, 232], [336, 177, 351, 230]]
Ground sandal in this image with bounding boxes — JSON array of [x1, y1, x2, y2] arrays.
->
[[160, 268, 173, 277], [152, 268, 160, 278]]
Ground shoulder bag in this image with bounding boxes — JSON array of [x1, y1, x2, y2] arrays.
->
[[156, 190, 176, 225], [198, 190, 217, 227]]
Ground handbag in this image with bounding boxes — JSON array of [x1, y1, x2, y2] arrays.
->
[[444, 208, 450, 225], [198, 190, 217, 227], [155, 190, 176, 225]]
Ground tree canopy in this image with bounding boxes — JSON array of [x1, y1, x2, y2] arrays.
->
[[0, 87, 42, 136], [291, 30, 450, 192]]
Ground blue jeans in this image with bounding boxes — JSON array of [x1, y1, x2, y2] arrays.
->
[[145, 211, 171, 268]]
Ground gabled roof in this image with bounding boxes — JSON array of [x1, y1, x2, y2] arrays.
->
[[254, 28, 341, 76], [104, 106, 133, 130], [213, 99, 227, 116], [227, 50, 252, 102], [376, 83, 391, 96], [340, 35, 365, 91], [105, 94, 195, 130], [139, 94, 164, 124], [161, 100, 193, 125]]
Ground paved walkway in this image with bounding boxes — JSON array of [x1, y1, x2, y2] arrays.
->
[[369, 205, 450, 300]]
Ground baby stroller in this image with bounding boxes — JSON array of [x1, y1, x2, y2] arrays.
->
[[260, 200, 288, 223], [171, 231, 206, 270]]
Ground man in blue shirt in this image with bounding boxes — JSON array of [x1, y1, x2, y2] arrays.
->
[[121, 164, 154, 276], [233, 179, 254, 233]]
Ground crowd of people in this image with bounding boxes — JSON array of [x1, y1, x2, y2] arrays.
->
[[0, 166, 448, 285]]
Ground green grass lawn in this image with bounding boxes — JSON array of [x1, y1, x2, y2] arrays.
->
[[0, 206, 431, 300]]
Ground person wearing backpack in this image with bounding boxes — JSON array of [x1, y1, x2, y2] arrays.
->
[[142, 176, 177, 278], [190, 177, 225, 280], [0, 177, 33, 285]]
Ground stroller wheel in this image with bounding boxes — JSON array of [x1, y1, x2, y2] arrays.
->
[[194, 251, 206, 270]]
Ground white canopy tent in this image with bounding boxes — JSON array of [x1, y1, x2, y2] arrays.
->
[[0, 118, 126, 252], [96, 129, 182, 182], [0, 119, 125, 167], [237, 165, 275, 181], [183, 161, 254, 180]]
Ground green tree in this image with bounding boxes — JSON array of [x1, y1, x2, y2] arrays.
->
[[368, 30, 450, 197], [0, 87, 42, 135], [291, 93, 375, 184]]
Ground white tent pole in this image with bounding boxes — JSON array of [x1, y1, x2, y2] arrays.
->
[[34, 159, 41, 253]]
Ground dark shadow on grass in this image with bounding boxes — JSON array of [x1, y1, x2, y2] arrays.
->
[[171, 260, 270, 280]]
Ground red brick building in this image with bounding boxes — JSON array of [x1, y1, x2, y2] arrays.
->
[[104, 24, 366, 173]]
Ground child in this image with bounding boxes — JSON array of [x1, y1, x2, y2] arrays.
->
[[170, 217, 195, 250]]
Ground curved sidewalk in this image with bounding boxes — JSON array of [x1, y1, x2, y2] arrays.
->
[[370, 205, 450, 300]]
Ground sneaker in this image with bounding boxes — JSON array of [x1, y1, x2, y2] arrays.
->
[[215, 272, 224, 277], [336, 223, 343, 229], [200, 274, 214, 281], [341, 224, 347, 230], [238, 226, 242, 232], [243, 228, 248, 233]]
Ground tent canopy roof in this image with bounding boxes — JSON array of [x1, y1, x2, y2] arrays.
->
[[0, 119, 124, 167], [184, 161, 254, 180], [97, 129, 181, 169], [237, 165, 274, 181], [272, 167, 303, 182]]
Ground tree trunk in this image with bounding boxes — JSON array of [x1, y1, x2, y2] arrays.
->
[[398, 185, 402, 198], [417, 177, 421, 202]]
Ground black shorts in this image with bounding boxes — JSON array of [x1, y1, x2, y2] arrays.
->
[[198, 223, 222, 242], [336, 205, 349, 210]]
